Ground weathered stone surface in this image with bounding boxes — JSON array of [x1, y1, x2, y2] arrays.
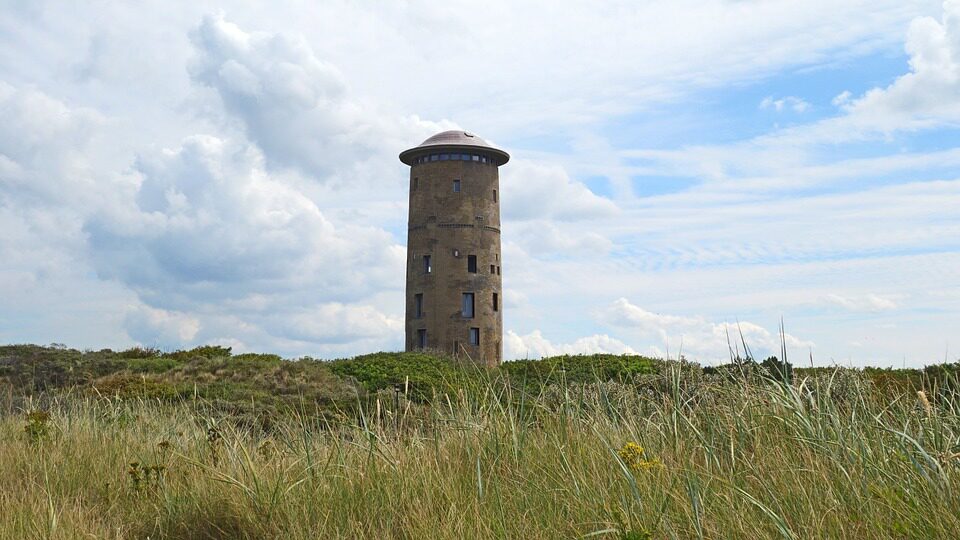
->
[[401, 131, 508, 366]]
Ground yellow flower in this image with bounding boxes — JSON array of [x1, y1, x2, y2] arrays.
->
[[618, 442, 663, 472]]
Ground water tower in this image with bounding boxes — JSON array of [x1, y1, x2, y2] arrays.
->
[[399, 130, 509, 366]]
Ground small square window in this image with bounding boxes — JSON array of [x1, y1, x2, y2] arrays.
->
[[472, 155, 480, 162], [430, 154, 439, 161], [467, 255, 477, 273], [462, 293, 474, 318], [423, 255, 431, 274], [440, 153, 449, 160], [453, 179, 461, 192], [469, 327, 480, 346]]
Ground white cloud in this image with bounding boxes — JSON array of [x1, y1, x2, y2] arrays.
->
[[598, 298, 813, 362], [283, 304, 403, 344], [838, 0, 960, 132], [502, 160, 618, 221], [832, 90, 852, 106], [822, 293, 900, 312], [188, 14, 451, 183], [760, 95, 811, 113], [125, 305, 201, 346], [504, 329, 636, 360]]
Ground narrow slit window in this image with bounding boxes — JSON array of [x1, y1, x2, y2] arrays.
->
[[417, 329, 427, 349], [423, 255, 431, 274], [453, 179, 461, 193], [467, 255, 477, 273], [493, 293, 498, 312], [496, 266, 501, 275], [415, 293, 423, 318], [493, 189, 497, 202], [469, 327, 480, 346], [461, 293, 475, 318], [413, 177, 419, 190]]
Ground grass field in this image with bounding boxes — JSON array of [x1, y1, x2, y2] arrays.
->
[[2, 345, 960, 538]]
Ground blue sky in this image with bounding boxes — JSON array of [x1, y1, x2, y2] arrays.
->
[[0, 0, 957, 366]]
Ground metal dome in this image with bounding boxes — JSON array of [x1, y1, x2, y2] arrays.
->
[[399, 130, 510, 166]]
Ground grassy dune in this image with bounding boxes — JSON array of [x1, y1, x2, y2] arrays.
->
[[2, 346, 960, 538]]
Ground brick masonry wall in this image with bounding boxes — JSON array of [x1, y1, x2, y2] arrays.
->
[[405, 157, 503, 366]]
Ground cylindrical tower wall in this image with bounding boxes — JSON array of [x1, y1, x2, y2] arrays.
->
[[404, 147, 503, 366]]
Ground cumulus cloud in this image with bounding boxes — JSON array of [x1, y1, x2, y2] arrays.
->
[[188, 15, 450, 182], [598, 298, 813, 362], [504, 330, 636, 360], [760, 95, 811, 113], [86, 135, 405, 310], [125, 305, 201, 347], [281, 304, 403, 344], [510, 221, 614, 257], [838, 1, 960, 132], [501, 160, 618, 222]]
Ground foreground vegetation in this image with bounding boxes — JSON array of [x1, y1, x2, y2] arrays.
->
[[2, 344, 960, 538]]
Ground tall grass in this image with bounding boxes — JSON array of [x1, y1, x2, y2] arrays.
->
[[2, 368, 959, 539]]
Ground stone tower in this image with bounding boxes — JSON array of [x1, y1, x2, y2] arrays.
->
[[399, 130, 509, 366]]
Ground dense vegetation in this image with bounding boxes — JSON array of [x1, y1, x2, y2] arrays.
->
[[2, 344, 960, 538]]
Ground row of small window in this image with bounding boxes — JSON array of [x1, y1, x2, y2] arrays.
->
[[422, 253, 500, 275], [415, 327, 481, 348], [413, 153, 496, 165], [413, 292, 498, 319], [412, 177, 497, 200]]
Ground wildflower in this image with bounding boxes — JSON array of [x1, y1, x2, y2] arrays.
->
[[618, 442, 663, 472]]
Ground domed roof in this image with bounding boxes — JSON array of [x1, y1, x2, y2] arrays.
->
[[399, 130, 510, 166]]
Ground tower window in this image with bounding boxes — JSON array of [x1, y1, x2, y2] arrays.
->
[[497, 266, 501, 275], [413, 177, 419, 190], [453, 179, 461, 192], [469, 327, 480, 346], [467, 255, 477, 273], [415, 293, 423, 318], [423, 255, 431, 274], [440, 153, 449, 160], [493, 293, 498, 312], [472, 155, 480, 162], [417, 329, 427, 349], [490, 264, 495, 274], [461, 293, 475, 318], [493, 189, 497, 202]]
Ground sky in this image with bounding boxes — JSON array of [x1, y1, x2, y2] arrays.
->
[[0, 0, 958, 366]]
